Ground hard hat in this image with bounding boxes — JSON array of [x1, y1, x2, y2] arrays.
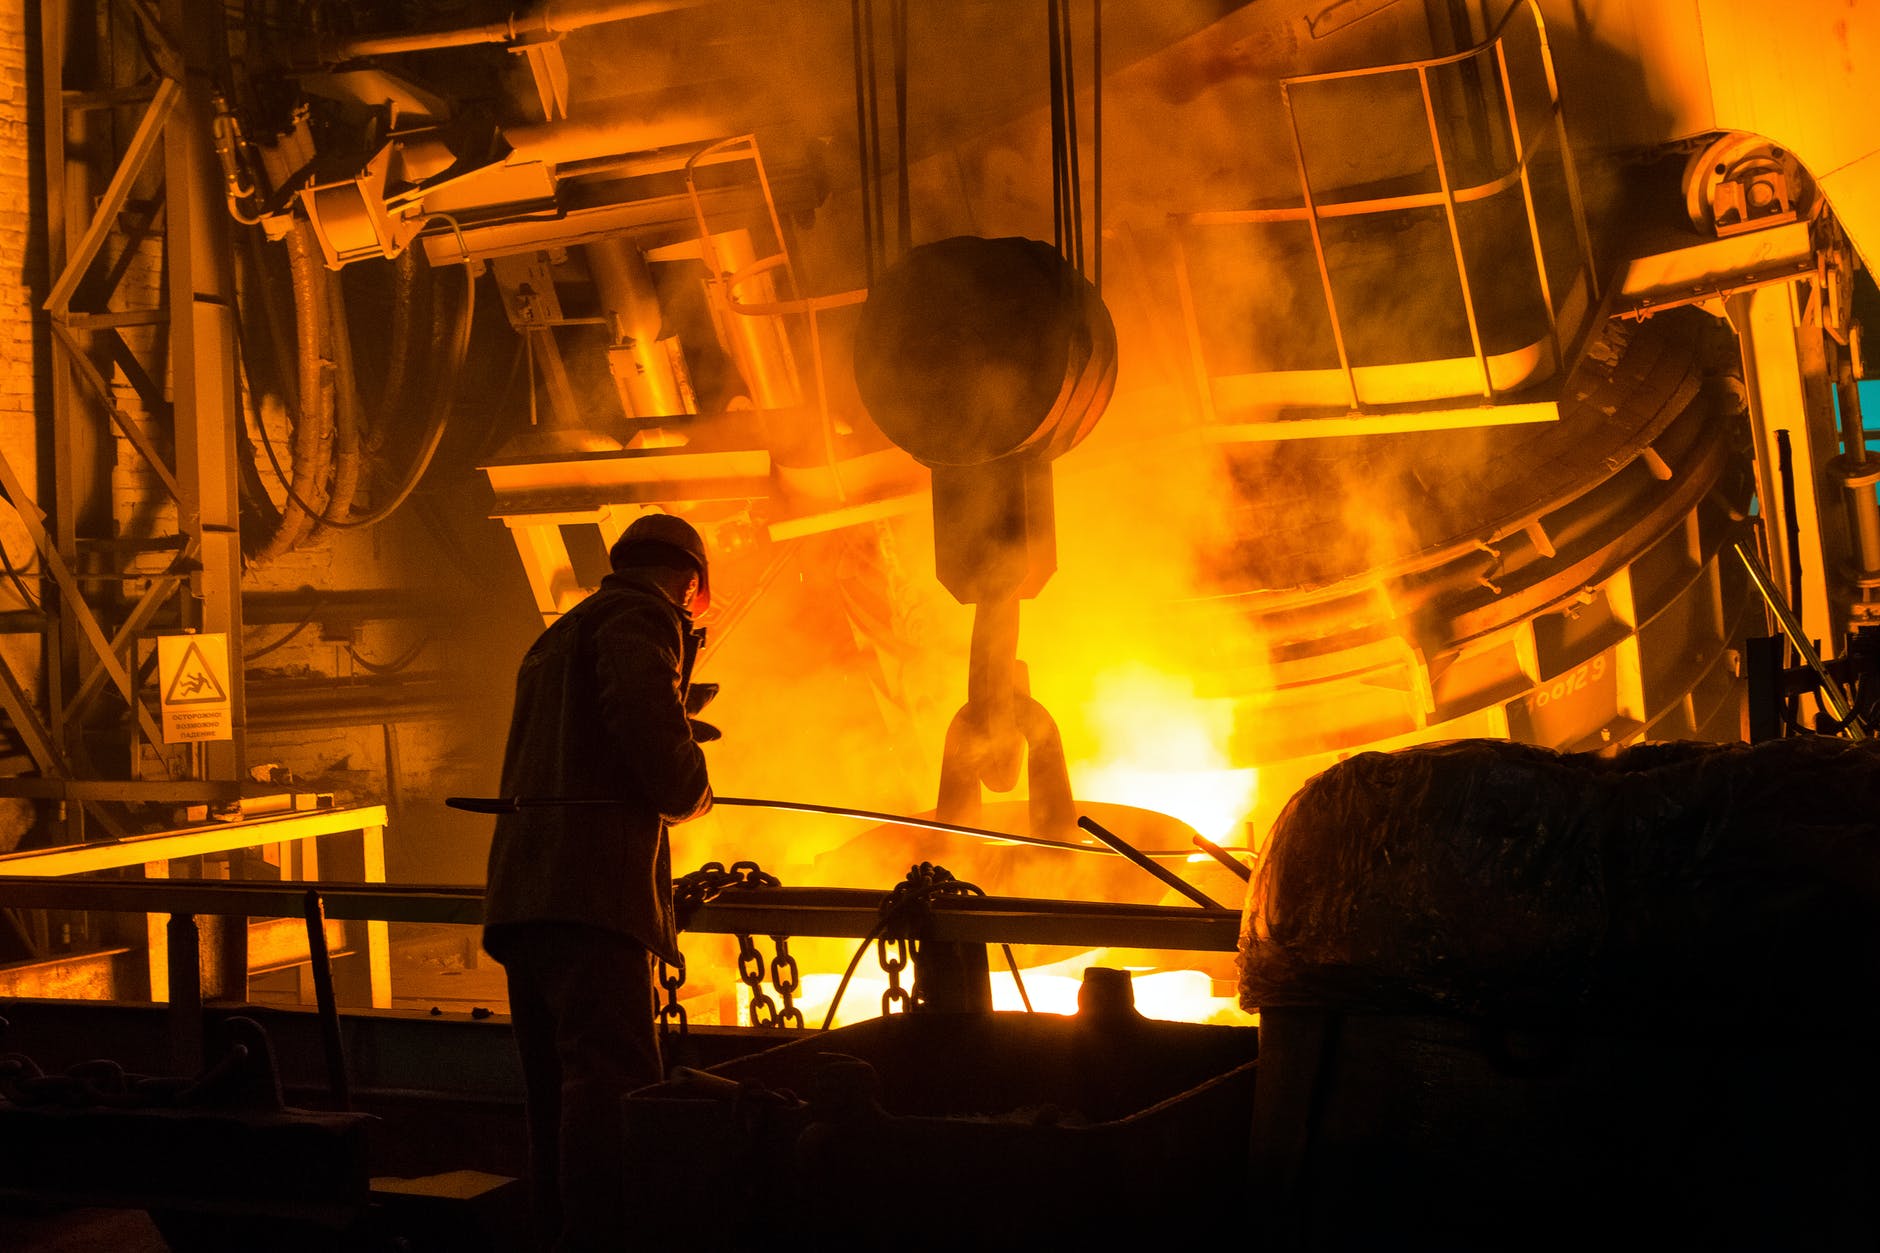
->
[[609, 513, 711, 612]]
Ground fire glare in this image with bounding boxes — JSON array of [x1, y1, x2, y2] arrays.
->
[[1065, 666, 1258, 845], [750, 966, 1256, 1029]]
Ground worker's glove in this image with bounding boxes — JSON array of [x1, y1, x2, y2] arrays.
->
[[685, 682, 720, 716], [688, 718, 722, 743]]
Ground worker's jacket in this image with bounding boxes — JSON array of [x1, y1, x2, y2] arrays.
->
[[482, 568, 712, 964]]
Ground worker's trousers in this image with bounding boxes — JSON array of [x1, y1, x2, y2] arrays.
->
[[493, 921, 662, 1253]]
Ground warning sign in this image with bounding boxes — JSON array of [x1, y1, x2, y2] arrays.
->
[[158, 633, 233, 744]]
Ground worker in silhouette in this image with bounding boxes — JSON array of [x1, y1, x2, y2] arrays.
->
[[483, 512, 715, 1252]]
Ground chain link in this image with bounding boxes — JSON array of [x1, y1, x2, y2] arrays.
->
[[737, 932, 782, 1026], [673, 860, 782, 928], [667, 859, 790, 1029], [655, 953, 689, 1037], [770, 936, 804, 1028], [877, 862, 988, 1014], [878, 933, 912, 1015]]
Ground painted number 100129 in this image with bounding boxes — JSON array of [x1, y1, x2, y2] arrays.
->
[[1534, 655, 1607, 707]]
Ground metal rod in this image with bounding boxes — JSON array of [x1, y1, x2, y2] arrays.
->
[[167, 912, 204, 1074], [1281, 81, 1360, 409], [450, 793, 1206, 857], [1181, 163, 1531, 226], [303, 890, 352, 1110], [1494, 39, 1563, 377], [1733, 539, 1865, 738], [1168, 222, 1222, 425], [1526, 0, 1599, 301], [1777, 430, 1805, 618], [1419, 62, 1492, 401], [1839, 336, 1869, 464], [1282, 0, 1544, 85], [1192, 834, 1252, 883], [1076, 815, 1225, 909]]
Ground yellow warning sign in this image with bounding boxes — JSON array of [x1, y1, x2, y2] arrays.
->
[[157, 633, 232, 744]]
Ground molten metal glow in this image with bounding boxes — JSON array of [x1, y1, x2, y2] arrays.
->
[[1076, 763, 1258, 843], [1067, 665, 1258, 842], [772, 962, 1254, 1028]]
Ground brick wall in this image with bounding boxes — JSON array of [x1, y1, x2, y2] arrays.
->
[[0, 1, 36, 492], [0, 2, 38, 849]]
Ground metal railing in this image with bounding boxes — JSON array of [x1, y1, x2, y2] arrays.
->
[[1171, 0, 1598, 430], [0, 874, 1239, 1105]]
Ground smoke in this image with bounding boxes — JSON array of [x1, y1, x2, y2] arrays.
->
[[665, 1, 1469, 886], [492, 1, 1626, 897]]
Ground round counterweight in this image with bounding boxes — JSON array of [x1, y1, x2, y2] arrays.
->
[[853, 235, 1117, 468]]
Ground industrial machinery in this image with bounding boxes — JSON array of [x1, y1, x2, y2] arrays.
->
[[2, 4, 1880, 1233]]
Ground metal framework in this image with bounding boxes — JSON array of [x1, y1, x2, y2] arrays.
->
[[9, 0, 247, 842], [1170, 0, 1599, 436], [481, 133, 882, 629], [0, 872, 1238, 1076], [0, 803, 392, 1012]]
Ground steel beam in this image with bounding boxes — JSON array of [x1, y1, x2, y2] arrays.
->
[[49, 321, 181, 500], [0, 778, 244, 801], [0, 804, 390, 876], [163, 0, 246, 779], [0, 875, 1241, 953], [39, 0, 79, 841], [0, 441, 166, 747], [1728, 283, 1850, 656], [0, 647, 68, 780], [62, 556, 195, 724], [42, 77, 179, 316]]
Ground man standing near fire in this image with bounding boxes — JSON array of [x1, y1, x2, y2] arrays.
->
[[482, 512, 716, 1253]]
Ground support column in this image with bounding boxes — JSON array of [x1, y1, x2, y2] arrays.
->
[[162, 0, 245, 776], [1728, 283, 1850, 657], [41, 0, 91, 839]]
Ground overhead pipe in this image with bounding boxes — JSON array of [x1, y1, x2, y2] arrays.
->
[[710, 227, 800, 411], [324, 0, 719, 61], [586, 236, 690, 419], [502, 81, 744, 168], [244, 675, 462, 731]]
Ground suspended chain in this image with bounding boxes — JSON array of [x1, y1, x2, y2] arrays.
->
[[666, 859, 995, 1028], [878, 934, 912, 1016], [737, 932, 779, 1027], [674, 859, 783, 928], [875, 861, 985, 1014], [668, 860, 793, 1030], [655, 953, 689, 1038], [770, 936, 804, 1028]]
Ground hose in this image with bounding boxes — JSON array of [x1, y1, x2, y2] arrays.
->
[[307, 217, 475, 530], [346, 636, 430, 675], [253, 218, 335, 563], [248, 218, 474, 538], [311, 262, 365, 539], [370, 248, 424, 454]]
